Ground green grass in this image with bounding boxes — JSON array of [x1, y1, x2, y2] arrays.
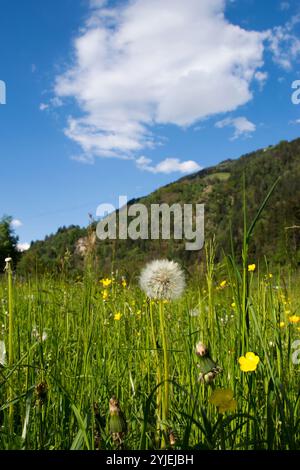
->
[[0, 261, 299, 450]]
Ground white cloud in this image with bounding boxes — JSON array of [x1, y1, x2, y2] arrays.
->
[[55, 0, 266, 162], [254, 71, 268, 90], [39, 103, 49, 111], [136, 156, 201, 174], [11, 219, 23, 229], [267, 15, 300, 70], [71, 153, 95, 164], [17, 243, 30, 252], [40, 97, 63, 112], [215, 116, 256, 140], [50, 97, 63, 108]]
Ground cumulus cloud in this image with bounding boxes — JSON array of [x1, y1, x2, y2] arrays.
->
[[136, 156, 201, 174], [17, 243, 30, 252], [215, 116, 256, 140], [55, 0, 266, 163], [11, 219, 23, 229]]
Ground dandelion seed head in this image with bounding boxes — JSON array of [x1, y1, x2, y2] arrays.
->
[[139, 259, 185, 301]]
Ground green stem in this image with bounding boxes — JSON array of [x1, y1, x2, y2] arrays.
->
[[149, 302, 161, 411], [6, 258, 14, 432], [242, 174, 249, 355], [158, 301, 169, 447]]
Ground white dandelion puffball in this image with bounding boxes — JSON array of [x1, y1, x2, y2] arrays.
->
[[139, 259, 185, 301]]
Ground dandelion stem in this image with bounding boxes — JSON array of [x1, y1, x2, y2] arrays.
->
[[159, 300, 169, 447], [149, 301, 162, 430]]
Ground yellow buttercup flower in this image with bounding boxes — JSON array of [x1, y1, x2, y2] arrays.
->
[[289, 315, 300, 324], [248, 264, 256, 272], [238, 352, 260, 372], [101, 278, 112, 287], [220, 280, 227, 288], [122, 279, 127, 288], [114, 312, 122, 321], [279, 321, 285, 328], [209, 389, 237, 414]]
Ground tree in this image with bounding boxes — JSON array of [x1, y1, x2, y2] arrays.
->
[[0, 216, 20, 270]]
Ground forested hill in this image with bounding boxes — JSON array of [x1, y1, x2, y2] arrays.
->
[[18, 137, 300, 277]]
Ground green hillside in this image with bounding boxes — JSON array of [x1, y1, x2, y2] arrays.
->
[[17, 137, 300, 277]]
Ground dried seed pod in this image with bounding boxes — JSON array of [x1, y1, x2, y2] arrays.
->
[[109, 396, 127, 448], [35, 381, 48, 407], [195, 341, 208, 357], [195, 341, 222, 384]]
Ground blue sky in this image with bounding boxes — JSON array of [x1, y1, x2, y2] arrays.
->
[[1, 0, 300, 249]]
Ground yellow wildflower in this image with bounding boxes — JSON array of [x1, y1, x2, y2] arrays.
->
[[231, 302, 236, 308], [102, 289, 109, 300], [220, 280, 227, 288], [238, 352, 260, 372], [289, 315, 300, 324], [122, 279, 127, 288], [279, 321, 285, 328], [209, 389, 237, 414], [248, 264, 256, 272], [114, 312, 122, 321], [269, 273, 273, 278], [101, 278, 112, 287]]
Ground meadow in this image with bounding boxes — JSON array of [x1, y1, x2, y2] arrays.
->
[[0, 248, 299, 451]]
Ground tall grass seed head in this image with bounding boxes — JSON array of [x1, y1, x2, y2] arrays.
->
[[35, 381, 48, 407], [139, 259, 185, 301]]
